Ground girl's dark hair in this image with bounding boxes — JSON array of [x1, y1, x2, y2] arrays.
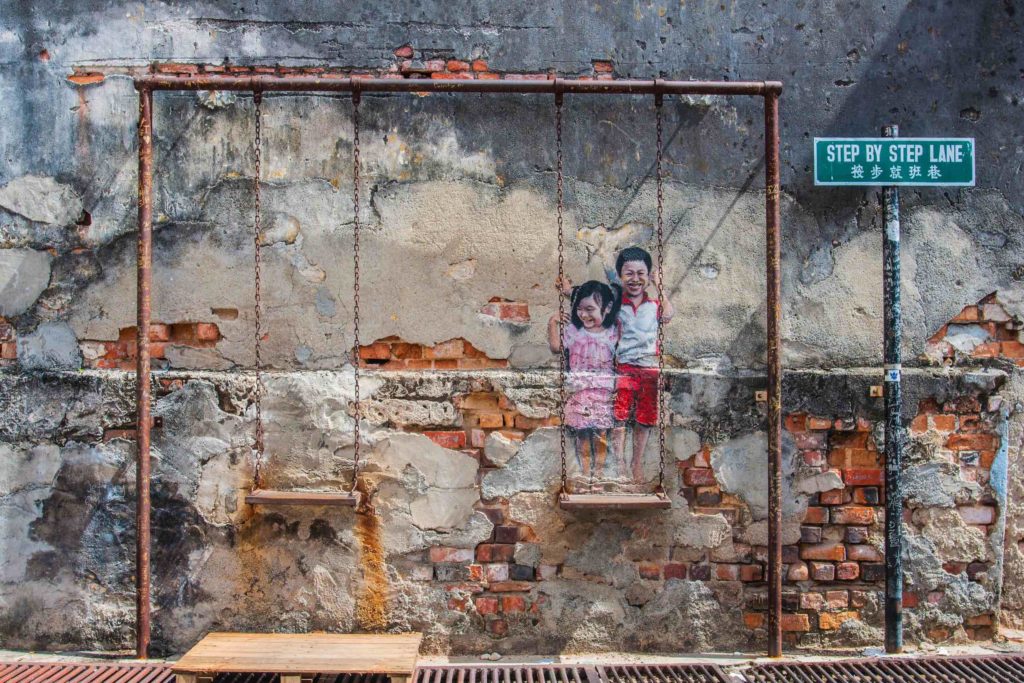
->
[[569, 280, 622, 329]]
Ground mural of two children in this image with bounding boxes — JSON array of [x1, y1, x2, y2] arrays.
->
[[547, 246, 674, 489]]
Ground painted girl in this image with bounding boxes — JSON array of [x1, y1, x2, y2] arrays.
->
[[547, 280, 622, 483]]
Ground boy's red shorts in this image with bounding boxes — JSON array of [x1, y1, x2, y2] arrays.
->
[[613, 363, 659, 426]]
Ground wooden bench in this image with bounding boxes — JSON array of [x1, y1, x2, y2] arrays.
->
[[172, 632, 422, 683]]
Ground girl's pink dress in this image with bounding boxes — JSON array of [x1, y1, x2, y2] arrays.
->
[[563, 324, 619, 430]]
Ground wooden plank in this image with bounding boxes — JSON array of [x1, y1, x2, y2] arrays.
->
[[171, 632, 422, 674], [559, 492, 672, 511], [245, 489, 361, 507]]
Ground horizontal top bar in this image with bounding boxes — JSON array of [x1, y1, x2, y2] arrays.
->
[[135, 74, 782, 96]]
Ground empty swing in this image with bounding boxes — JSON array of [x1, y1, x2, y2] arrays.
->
[[556, 89, 672, 512], [245, 90, 365, 508]]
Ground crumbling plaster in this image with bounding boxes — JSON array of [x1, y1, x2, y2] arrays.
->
[[1, 0, 1023, 655]]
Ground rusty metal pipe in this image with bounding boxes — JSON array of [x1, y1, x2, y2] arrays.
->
[[135, 74, 782, 96], [764, 89, 783, 658], [135, 85, 153, 660]]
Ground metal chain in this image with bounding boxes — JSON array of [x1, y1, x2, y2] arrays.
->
[[252, 90, 264, 489], [655, 93, 667, 493], [349, 89, 362, 493], [555, 91, 568, 495]]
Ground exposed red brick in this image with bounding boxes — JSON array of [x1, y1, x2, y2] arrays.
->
[[819, 610, 858, 630], [824, 590, 849, 609], [831, 506, 876, 525], [785, 414, 807, 432], [831, 432, 868, 449], [909, 414, 928, 435], [664, 562, 687, 580], [638, 562, 661, 580], [958, 505, 996, 525], [781, 613, 811, 632], [475, 596, 499, 614], [743, 612, 765, 629], [803, 450, 826, 467], [801, 542, 846, 562], [1001, 340, 1024, 358], [810, 562, 835, 581], [477, 412, 505, 429], [803, 507, 828, 524], [932, 414, 957, 432], [844, 469, 884, 486], [684, 468, 716, 486], [430, 546, 475, 563], [501, 595, 527, 612], [807, 416, 832, 430], [835, 562, 860, 580], [947, 433, 996, 451], [715, 564, 740, 581], [471, 59, 489, 71], [476, 544, 515, 563], [423, 431, 466, 449], [424, 338, 465, 359], [847, 544, 883, 562], [488, 581, 532, 592], [447, 60, 471, 72], [794, 432, 827, 449], [740, 564, 764, 582], [592, 60, 614, 73], [359, 342, 392, 360], [447, 595, 470, 611], [195, 322, 220, 341], [819, 490, 846, 505], [432, 71, 473, 80], [800, 592, 824, 610], [950, 305, 980, 323], [787, 561, 809, 581], [67, 71, 105, 85], [394, 45, 414, 58]]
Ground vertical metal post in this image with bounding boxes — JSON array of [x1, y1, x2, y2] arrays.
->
[[882, 123, 903, 654], [135, 85, 153, 659], [764, 89, 783, 658]]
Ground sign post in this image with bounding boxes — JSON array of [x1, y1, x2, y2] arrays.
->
[[814, 132, 975, 654], [880, 124, 904, 655]]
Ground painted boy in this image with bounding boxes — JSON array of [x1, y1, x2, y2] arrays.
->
[[608, 246, 674, 481]]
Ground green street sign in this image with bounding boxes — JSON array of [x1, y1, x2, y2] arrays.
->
[[814, 138, 975, 186]]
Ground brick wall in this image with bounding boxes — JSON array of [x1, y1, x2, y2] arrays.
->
[[403, 381, 1001, 645]]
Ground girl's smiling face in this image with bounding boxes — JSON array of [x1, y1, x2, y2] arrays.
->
[[620, 260, 650, 299], [575, 294, 610, 330]]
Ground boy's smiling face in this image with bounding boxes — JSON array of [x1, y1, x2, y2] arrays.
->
[[619, 259, 650, 299]]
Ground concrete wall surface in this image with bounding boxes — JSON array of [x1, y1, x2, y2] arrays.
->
[[1, 0, 1023, 655]]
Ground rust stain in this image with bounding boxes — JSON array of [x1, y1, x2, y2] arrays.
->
[[354, 485, 389, 631]]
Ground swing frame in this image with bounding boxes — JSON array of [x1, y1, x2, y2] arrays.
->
[[131, 73, 783, 659]]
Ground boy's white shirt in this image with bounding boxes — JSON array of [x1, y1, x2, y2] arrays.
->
[[616, 295, 659, 367]]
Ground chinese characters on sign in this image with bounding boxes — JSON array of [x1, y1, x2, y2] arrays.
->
[[814, 138, 975, 186]]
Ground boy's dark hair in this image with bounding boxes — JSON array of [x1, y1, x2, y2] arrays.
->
[[569, 280, 622, 330], [616, 246, 653, 275]]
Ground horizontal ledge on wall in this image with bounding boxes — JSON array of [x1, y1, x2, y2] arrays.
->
[[134, 75, 783, 97]]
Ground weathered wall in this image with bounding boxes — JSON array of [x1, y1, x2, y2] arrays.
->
[[2, 0, 1024, 655]]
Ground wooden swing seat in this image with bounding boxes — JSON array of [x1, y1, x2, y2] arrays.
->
[[559, 491, 672, 511], [246, 489, 361, 507], [172, 631, 421, 683]]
